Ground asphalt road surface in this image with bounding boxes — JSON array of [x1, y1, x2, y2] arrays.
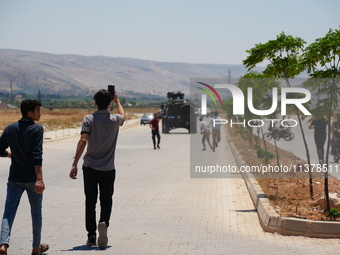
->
[[0, 123, 339, 254], [258, 117, 340, 179]]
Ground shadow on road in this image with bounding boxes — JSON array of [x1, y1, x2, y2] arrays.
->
[[61, 245, 112, 252]]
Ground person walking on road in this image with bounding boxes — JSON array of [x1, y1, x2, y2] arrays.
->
[[208, 111, 222, 152], [69, 89, 125, 250], [199, 116, 212, 151], [308, 117, 327, 164], [150, 113, 161, 149], [330, 114, 340, 156], [0, 99, 49, 255]]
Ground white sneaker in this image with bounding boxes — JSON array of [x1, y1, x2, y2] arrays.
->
[[98, 222, 108, 250]]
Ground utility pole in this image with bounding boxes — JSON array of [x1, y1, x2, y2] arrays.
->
[[10, 80, 13, 104], [38, 89, 41, 102], [227, 69, 232, 84]]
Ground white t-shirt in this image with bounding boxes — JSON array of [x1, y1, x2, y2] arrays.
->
[[200, 120, 210, 132]]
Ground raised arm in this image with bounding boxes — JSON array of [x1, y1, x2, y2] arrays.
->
[[113, 94, 125, 120]]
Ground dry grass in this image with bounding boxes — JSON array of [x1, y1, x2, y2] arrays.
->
[[228, 125, 340, 221], [0, 107, 158, 132]]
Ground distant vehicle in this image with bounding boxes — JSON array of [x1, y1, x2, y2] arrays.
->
[[194, 107, 211, 116], [7, 104, 17, 109], [194, 108, 201, 115], [140, 113, 154, 125], [264, 127, 294, 141], [161, 92, 196, 134]]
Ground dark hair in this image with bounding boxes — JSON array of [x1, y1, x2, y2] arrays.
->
[[93, 89, 112, 109], [20, 99, 42, 117]]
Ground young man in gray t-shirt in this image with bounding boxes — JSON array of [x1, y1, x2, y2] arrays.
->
[[69, 89, 125, 250]]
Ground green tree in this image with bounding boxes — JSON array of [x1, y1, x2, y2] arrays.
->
[[243, 32, 314, 198], [302, 28, 340, 212], [237, 72, 281, 164], [222, 99, 233, 119], [120, 97, 127, 105]]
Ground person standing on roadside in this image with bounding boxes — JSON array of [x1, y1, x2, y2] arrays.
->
[[69, 89, 125, 250], [0, 99, 49, 255], [150, 113, 161, 149], [330, 113, 340, 156], [308, 117, 327, 164]]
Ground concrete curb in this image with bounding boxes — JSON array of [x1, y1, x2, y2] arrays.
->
[[228, 141, 340, 238], [43, 118, 140, 143]]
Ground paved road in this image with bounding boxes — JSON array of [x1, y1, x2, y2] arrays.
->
[[259, 117, 340, 178], [0, 122, 339, 254]]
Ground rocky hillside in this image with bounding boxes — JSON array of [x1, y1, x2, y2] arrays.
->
[[0, 49, 251, 97]]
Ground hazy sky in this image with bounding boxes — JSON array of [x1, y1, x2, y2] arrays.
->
[[0, 0, 339, 65]]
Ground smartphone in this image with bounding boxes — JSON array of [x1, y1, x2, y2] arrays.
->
[[108, 85, 115, 98]]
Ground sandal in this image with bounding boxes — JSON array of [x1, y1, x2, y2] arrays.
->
[[0, 244, 8, 255], [31, 243, 49, 255]]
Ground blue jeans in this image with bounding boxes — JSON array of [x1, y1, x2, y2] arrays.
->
[[0, 181, 43, 248]]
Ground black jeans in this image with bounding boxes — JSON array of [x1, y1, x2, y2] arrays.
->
[[152, 130, 161, 146], [315, 135, 326, 161], [83, 166, 116, 236]]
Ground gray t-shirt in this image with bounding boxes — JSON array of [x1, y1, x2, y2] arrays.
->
[[81, 110, 124, 171]]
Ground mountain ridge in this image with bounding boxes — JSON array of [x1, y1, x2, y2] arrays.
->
[[0, 49, 252, 97]]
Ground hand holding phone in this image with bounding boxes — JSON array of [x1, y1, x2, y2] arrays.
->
[[108, 85, 115, 99]]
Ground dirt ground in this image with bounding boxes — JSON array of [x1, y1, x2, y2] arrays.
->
[[0, 108, 88, 132], [227, 125, 340, 221], [0, 107, 155, 132]]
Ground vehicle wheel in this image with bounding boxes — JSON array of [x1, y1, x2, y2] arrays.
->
[[283, 133, 291, 141], [289, 132, 295, 140], [264, 133, 272, 140]]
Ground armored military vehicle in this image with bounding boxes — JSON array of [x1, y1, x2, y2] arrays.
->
[[160, 92, 196, 134]]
